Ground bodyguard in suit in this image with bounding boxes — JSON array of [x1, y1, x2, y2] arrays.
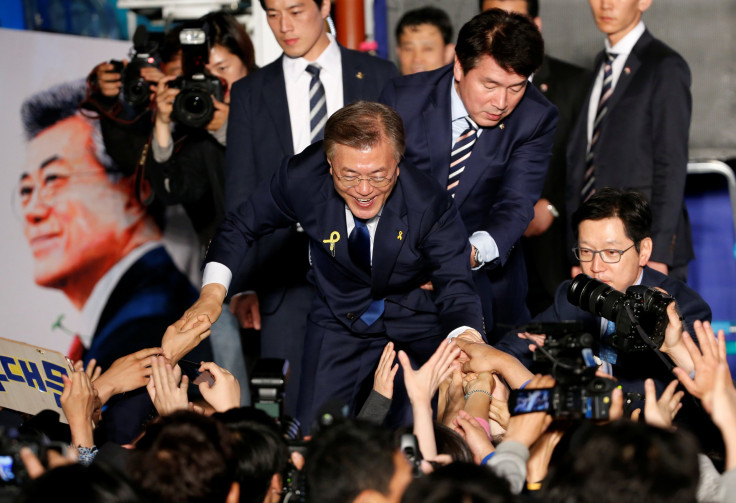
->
[[497, 189, 711, 396], [380, 9, 558, 340], [481, 0, 593, 315], [166, 102, 484, 430], [566, 0, 693, 281], [226, 0, 399, 415]]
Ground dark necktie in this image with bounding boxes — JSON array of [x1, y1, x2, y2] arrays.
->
[[582, 52, 617, 202], [306, 64, 327, 143], [447, 116, 479, 198], [348, 218, 384, 325]]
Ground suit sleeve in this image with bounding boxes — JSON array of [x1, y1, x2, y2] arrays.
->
[[421, 195, 485, 335], [205, 155, 298, 275], [649, 55, 691, 265], [483, 104, 558, 265]]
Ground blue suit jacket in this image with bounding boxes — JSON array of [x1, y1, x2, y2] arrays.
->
[[225, 46, 399, 295], [86, 246, 213, 444], [207, 142, 484, 339], [496, 266, 712, 392], [566, 30, 693, 268], [379, 65, 558, 333]]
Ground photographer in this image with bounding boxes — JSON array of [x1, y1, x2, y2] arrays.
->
[[496, 188, 711, 395], [146, 11, 257, 406]]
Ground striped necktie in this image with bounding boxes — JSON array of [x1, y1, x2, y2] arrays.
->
[[582, 52, 617, 202], [306, 64, 327, 143], [447, 116, 479, 198]]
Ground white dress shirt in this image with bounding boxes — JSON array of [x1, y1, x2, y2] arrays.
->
[[283, 33, 344, 154]]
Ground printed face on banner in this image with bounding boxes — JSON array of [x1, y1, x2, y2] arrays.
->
[[19, 116, 136, 303]]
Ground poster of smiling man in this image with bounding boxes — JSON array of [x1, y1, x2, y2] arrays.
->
[[0, 28, 209, 377]]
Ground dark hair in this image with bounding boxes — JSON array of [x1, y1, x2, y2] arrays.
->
[[433, 423, 474, 463], [129, 411, 236, 503], [21, 80, 120, 175], [259, 0, 323, 10], [215, 407, 290, 503], [545, 420, 700, 503], [324, 101, 405, 162], [305, 419, 398, 503], [160, 24, 183, 64], [479, 0, 539, 18], [18, 462, 147, 503], [401, 462, 517, 503], [455, 8, 543, 77], [200, 11, 257, 74], [395, 6, 454, 45], [572, 188, 652, 251]]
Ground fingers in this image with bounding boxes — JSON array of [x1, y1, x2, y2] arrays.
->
[[631, 408, 641, 422], [608, 386, 624, 421], [135, 347, 164, 360], [20, 447, 45, 479], [397, 349, 413, 374], [672, 366, 699, 397], [198, 361, 227, 380]]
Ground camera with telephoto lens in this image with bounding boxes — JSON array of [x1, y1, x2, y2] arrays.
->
[[111, 25, 162, 107], [508, 321, 617, 421], [169, 27, 225, 128], [567, 274, 676, 352]]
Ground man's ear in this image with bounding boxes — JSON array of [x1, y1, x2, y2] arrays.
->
[[320, 0, 331, 19], [453, 54, 464, 83], [638, 237, 653, 266], [443, 43, 456, 66], [225, 481, 240, 503]]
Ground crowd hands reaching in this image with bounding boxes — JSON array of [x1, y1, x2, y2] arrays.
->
[[4, 317, 735, 503]]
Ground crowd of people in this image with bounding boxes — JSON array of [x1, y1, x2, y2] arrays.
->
[[6, 0, 734, 501]]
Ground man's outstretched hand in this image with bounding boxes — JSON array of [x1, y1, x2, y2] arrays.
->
[[180, 283, 226, 330]]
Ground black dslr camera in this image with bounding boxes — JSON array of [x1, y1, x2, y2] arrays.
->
[[567, 274, 676, 352], [508, 322, 616, 421], [111, 25, 162, 107], [170, 27, 225, 128]]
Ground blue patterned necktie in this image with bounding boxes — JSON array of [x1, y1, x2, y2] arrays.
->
[[306, 64, 327, 142], [348, 218, 384, 325], [582, 52, 618, 202]]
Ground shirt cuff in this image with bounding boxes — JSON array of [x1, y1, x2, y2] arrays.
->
[[152, 131, 174, 163], [202, 262, 232, 294], [446, 326, 475, 341], [469, 231, 499, 269]]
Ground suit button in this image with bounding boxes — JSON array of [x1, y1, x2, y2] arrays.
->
[[347, 312, 356, 320]]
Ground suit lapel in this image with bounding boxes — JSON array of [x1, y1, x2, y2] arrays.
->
[[372, 182, 408, 291], [261, 56, 294, 155], [423, 75, 453, 187], [341, 46, 365, 104], [603, 31, 650, 120]]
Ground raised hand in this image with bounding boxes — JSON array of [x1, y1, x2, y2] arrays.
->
[[94, 347, 161, 405], [61, 370, 97, 448], [146, 356, 189, 416], [198, 361, 241, 413], [373, 342, 399, 399], [672, 320, 727, 400], [630, 378, 683, 429]]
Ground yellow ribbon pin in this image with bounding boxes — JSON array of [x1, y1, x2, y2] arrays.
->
[[397, 231, 403, 241], [323, 231, 340, 256]]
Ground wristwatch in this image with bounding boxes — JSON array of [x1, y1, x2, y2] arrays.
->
[[473, 246, 485, 268]]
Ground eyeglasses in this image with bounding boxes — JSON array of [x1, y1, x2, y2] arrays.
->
[[333, 167, 398, 188], [572, 244, 636, 263]]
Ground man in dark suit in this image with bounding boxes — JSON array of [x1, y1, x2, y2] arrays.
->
[[226, 0, 399, 415], [166, 102, 484, 430], [481, 0, 593, 315], [497, 189, 711, 396], [380, 9, 558, 340], [566, 0, 693, 281], [19, 81, 211, 443]]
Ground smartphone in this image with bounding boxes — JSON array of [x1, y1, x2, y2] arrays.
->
[[508, 388, 554, 415], [177, 359, 215, 387]]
